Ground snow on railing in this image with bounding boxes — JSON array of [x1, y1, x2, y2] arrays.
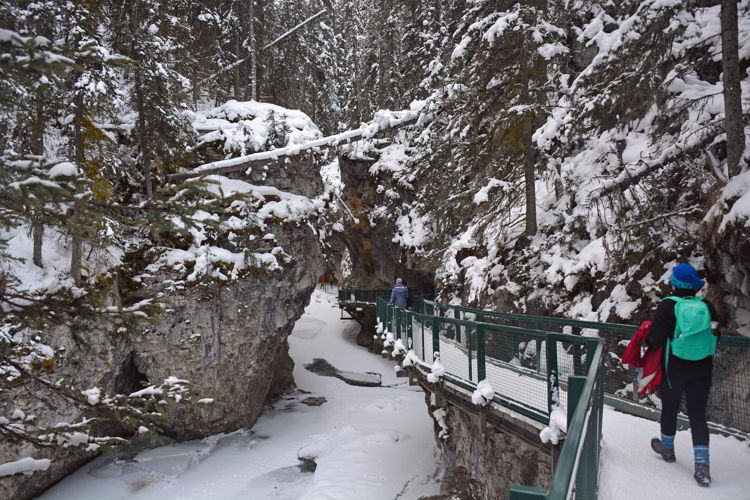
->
[[375, 295, 606, 498]]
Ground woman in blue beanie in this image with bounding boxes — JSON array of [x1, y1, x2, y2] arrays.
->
[[646, 263, 721, 487]]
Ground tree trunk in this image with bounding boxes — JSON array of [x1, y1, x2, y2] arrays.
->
[[249, 0, 257, 101], [71, 93, 85, 285], [32, 91, 44, 268], [32, 223, 44, 268], [194, 72, 201, 109], [134, 69, 153, 197], [234, 32, 243, 99], [376, 1, 387, 108], [523, 0, 548, 236], [721, 0, 745, 177], [524, 128, 538, 236], [256, 0, 265, 98]]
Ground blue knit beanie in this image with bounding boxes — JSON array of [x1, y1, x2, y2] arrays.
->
[[671, 263, 705, 290]]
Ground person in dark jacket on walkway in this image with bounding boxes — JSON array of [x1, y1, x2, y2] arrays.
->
[[647, 263, 720, 487], [389, 278, 409, 308]]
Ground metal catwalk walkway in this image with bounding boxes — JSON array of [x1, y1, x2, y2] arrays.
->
[[339, 289, 750, 499]]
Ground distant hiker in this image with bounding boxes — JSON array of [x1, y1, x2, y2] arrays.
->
[[389, 278, 409, 308], [646, 263, 721, 487]]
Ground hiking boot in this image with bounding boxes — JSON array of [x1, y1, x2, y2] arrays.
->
[[651, 437, 676, 462], [694, 464, 711, 487]]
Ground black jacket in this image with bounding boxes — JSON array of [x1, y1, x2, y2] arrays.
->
[[646, 288, 721, 370]]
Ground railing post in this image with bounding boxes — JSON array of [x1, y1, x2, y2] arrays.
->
[[477, 324, 486, 381], [577, 389, 599, 498], [567, 376, 586, 432], [546, 335, 559, 414], [535, 339, 542, 374], [572, 326, 583, 376], [467, 324, 473, 382], [421, 317, 426, 362], [396, 308, 402, 340], [630, 360, 640, 402], [432, 316, 440, 357], [407, 311, 413, 347]]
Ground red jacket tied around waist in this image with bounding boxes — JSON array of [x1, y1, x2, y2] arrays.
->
[[621, 320, 662, 396]]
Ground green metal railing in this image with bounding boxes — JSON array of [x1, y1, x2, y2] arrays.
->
[[377, 297, 601, 420], [375, 296, 750, 499], [511, 341, 605, 500], [407, 298, 750, 436], [377, 297, 604, 499]]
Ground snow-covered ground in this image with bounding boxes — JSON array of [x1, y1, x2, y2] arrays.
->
[[37, 288, 441, 500], [600, 408, 750, 499]]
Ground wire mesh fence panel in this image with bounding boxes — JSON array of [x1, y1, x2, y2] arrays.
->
[[412, 315, 425, 362], [424, 317, 435, 364], [439, 332, 471, 381], [709, 339, 750, 434], [483, 325, 551, 415], [553, 338, 592, 411], [598, 330, 642, 403]]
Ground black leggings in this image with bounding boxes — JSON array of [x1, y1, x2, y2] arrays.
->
[[660, 359, 712, 446]]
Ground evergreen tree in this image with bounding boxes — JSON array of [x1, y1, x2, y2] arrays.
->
[[109, 0, 196, 197]]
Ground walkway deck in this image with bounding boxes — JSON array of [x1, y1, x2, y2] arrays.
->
[[341, 289, 750, 499]]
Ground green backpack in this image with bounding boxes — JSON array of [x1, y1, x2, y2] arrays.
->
[[665, 296, 716, 361]]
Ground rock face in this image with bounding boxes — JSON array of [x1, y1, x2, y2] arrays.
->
[[336, 155, 435, 293], [708, 226, 750, 338], [0, 160, 324, 499], [135, 225, 322, 438], [424, 387, 552, 499]]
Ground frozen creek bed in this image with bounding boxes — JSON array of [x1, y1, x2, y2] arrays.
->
[[38, 289, 442, 500]]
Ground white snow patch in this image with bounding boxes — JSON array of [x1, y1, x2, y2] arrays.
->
[[471, 379, 496, 407], [0, 457, 51, 477], [539, 405, 567, 445]]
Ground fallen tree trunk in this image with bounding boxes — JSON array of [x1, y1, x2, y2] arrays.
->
[[168, 114, 418, 182]]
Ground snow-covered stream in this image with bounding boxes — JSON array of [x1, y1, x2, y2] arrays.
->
[[38, 289, 441, 500]]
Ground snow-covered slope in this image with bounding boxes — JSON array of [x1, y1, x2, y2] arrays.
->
[[339, 0, 750, 332]]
